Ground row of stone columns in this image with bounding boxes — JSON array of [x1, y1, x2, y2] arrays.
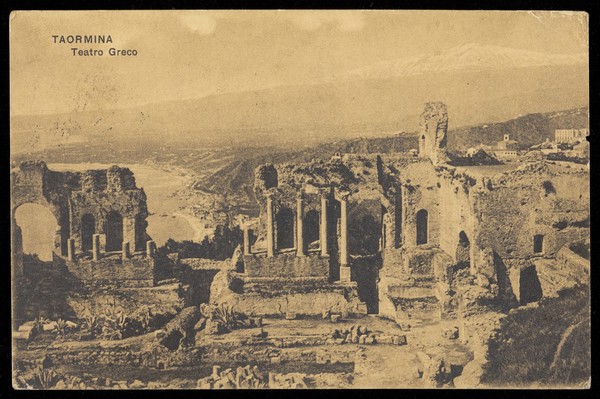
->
[[249, 193, 350, 282], [66, 235, 156, 261]]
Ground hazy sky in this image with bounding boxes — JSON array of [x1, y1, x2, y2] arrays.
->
[[10, 10, 588, 115]]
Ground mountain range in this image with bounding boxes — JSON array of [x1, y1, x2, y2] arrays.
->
[[11, 44, 588, 154]]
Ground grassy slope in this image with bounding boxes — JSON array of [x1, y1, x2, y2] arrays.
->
[[481, 286, 590, 387]]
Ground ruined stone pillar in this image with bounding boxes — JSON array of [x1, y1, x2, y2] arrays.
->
[[340, 198, 348, 266], [92, 234, 101, 261], [320, 196, 328, 256], [67, 238, 75, 261], [146, 240, 156, 258], [266, 194, 274, 258], [340, 198, 351, 282], [296, 194, 304, 256], [243, 224, 251, 255], [122, 241, 131, 260]]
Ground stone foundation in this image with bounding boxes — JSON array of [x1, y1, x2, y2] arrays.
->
[[210, 270, 367, 317], [65, 253, 155, 288]]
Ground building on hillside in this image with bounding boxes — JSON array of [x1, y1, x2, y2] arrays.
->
[[530, 140, 559, 155], [555, 129, 588, 144], [493, 134, 519, 159]]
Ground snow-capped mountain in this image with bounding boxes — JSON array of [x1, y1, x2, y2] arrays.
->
[[337, 44, 587, 81]]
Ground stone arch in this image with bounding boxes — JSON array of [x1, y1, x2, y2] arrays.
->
[[13, 203, 59, 262], [276, 207, 295, 250], [350, 213, 381, 255], [303, 209, 320, 250], [105, 211, 124, 252], [11, 196, 67, 257], [456, 230, 470, 268], [81, 213, 96, 252], [520, 266, 543, 305], [416, 209, 428, 245]]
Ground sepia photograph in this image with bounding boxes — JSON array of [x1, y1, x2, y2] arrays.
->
[[9, 10, 590, 389]]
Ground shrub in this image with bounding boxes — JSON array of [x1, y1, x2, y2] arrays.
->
[[52, 319, 68, 337], [34, 365, 60, 389], [96, 301, 153, 340]]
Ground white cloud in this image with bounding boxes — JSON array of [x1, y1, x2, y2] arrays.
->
[[180, 14, 217, 35], [286, 12, 366, 32]]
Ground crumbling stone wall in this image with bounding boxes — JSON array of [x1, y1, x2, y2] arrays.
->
[[11, 161, 161, 327], [419, 102, 449, 165], [11, 161, 73, 258], [11, 160, 151, 262], [471, 164, 589, 261], [65, 254, 155, 288], [244, 252, 329, 278], [242, 104, 589, 322]]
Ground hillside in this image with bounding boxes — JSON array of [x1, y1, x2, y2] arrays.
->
[[199, 135, 418, 195], [194, 107, 588, 213], [14, 106, 588, 219], [447, 107, 589, 150]]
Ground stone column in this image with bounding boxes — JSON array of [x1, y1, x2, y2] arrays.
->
[[339, 198, 351, 282], [340, 198, 348, 265], [122, 241, 131, 260], [320, 196, 328, 256], [266, 194, 274, 258], [243, 224, 251, 255], [146, 240, 156, 258], [92, 234, 101, 261], [296, 194, 304, 256], [67, 238, 76, 261]]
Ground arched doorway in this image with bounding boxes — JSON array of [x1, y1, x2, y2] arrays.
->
[[350, 214, 381, 255], [416, 209, 428, 245], [81, 214, 96, 252], [276, 207, 295, 250], [456, 230, 470, 268], [14, 203, 58, 262], [303, 209, 320, 250], [105, 211, 123, 252], [520, 266, 543, 305]]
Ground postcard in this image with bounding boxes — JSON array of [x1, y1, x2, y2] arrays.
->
[[10, 10, 590, 389]]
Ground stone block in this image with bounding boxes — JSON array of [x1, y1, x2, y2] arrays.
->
[[392, 335, 407, 345], [443, 326, 459, 340], [340, 266, 351, 282], [270, 356, 281, 364], [129, 379, 145, 388], [330, 314, 340, 323], [285, 312, 297, 320]]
